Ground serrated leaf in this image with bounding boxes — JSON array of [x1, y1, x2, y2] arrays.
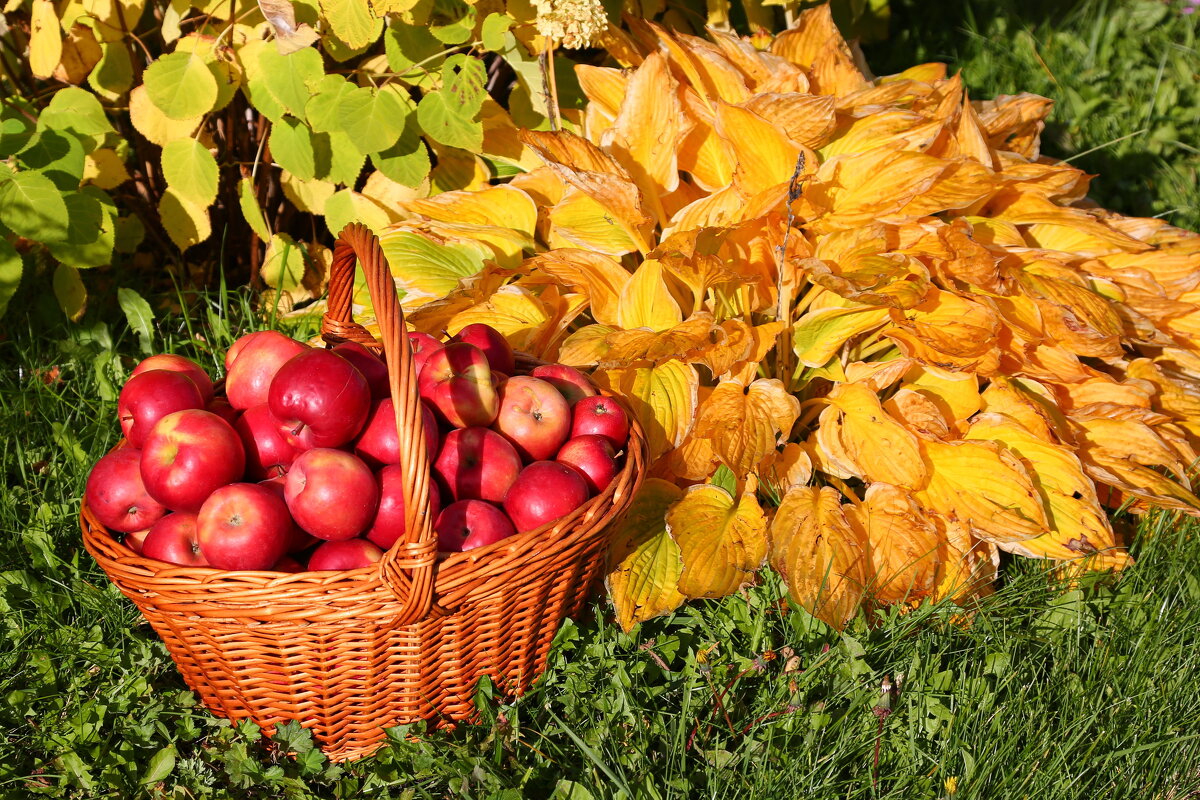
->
[[258, 0, 321, 54], [428, 0, 475, 44], [162, 139, 219, 206], [88, 42, 134, 101], [606, 478, 687, 632], [158, 188, 211, 250], [666, 485, 767, 599], [83, 149, 131, 189], [304, 74, 357, 133], [480, 12, 512, 51], [18, 130, 86, 191], [0, 170, 70, 243], [144, 50, 219, 121], [339, 86, 408, 155], [319, 0, 382, 49], [29, 0, 62, 80], [261, 233, 307, 289], [443, 54, 487, 115], [324, 189, 392, 237], [322, 131, 367, 186], [383, 20, 442, 78], [0, 238, 22, 319], [128, 85, 201, 146], [417, 89, 483, 151], [280, 172, 336, 214], [53, 263, 87, 321], [46, 191, 115, 267], [237, 178, 270, 239], [238, 40, 288, 122], [114, 215, 145, 254], [117, 287, 155, 354], [371, 119, 430, 187], [38, 88, 115, 140], [269, 118, 317, 180], [257, 45, 325, 120]]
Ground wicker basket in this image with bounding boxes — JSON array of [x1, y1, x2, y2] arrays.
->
[[81, 224, 646, 762]]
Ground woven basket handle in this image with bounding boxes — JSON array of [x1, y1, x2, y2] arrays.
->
[[325, 223, 435, 627]]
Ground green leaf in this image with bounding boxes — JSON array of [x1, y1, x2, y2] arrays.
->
[[319, 0, 383, 50], [117, 287, 155, 354], [159, 188, 211, 250], [379, 228, 488, 303], [321, 130, 367, 185], [304, 74, 357, 133], [384, 20, 443, 79], [46, 191, 115, 268], [269, 118, 317, 180], [324, 30, 373, 62], [17, 130, 86, 191], [0, 170, 70, 242], [371, 117, 429, 187], [481, 12, 513, 51], [140, 744, 176, 785], [338, 86, 408, 154], [161, 139, 219, 206], [257, 45, 325, 120], [709, 464, 737, 495], [53, 263, 87, 321], [237, 178, 270, 239], [261, 233, 307, 290], [429, 0, 476, 44], [0, 238, 22, 319], [325, 189, 391, 237], [38, 87, 116, 139], [0, 115, 36, 159], [417, 88, 483, 151], [239, 40, 288, 123], [443, 53, 487, 115], [143, 50, 219, 121], [88, 42, 134, 101], [114, 215, 145, 254]]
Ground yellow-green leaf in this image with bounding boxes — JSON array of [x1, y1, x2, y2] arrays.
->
[[594, 361, 699, 462], [29, 0, 62, 80], [606, 478, 687, 632], [261, 233, 307, 290], [161, 139, 219, 207], [143, 50, 219, 121], [667, 485, 767, 598], [158, 188, 211, 250]]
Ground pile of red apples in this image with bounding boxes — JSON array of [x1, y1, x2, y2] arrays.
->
[[84, 324, 631, 573]]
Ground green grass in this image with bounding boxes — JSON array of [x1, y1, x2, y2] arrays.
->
[[4, 287, 1200, 799], [3, 2, 1200, 796], [870, 0, 1200, 232]]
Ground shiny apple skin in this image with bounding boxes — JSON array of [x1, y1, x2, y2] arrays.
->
[[268, 348, 372, 449], [235, 403, 303, 480], [417, 342, 498, 429], [139, 409, 246, 513], [354, 398, 440, 469], [85, 448, 168, 533], [556, 434, 619, 495], [365, 464, 443, 549], [570, 395, 631, 449], [196, 483, 292, 570], [333, 341, 390, 401], [530, 364, 598, 407], [503, 461, 590, 534], [451, 323, 516, 375], [435, 499, 516, 552], [307, 538, 384, 571], [284, 448, 379, 541], [131, 354, 214, 403], [492, 376, 572, 462], [224, 331, 309, 410], [434, 427, 522, 504], [118, 369, 206, 448], [141, 512, 209, 567]]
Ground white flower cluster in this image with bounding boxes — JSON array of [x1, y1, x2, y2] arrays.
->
[[533, 0, 607, 49]]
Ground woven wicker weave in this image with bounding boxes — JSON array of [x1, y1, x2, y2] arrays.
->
[[81, 224, 646, 762]]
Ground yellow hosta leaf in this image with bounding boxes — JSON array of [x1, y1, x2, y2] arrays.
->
[[608, 51, 681, 204], [848, 483, 943, 607], [758, 442, 813, 494], [666, 485, 767, 598], [692, 378, 800, 478], [769, 486, 867, 630], [446, 285, 551, 353], [524, 249, 630, 328], [806, 146, 947, 231], [576, 65, 627, 120], [885, 289, 1001, 374], [594, 361, 699, 462], [814, 382, 927, 487], [616, 259, 683, 332], [29, 0, 63, 80], [741, 93, 836, 149], [379, 228, 491, 307], [930, 513, 998, 605], [715, 101, 807, 197], [903, 364, 981, 422], [793, 306, 890, 368], [548, 188, 645, 257], [966, 413, 1126, 562], [677, 110, 735, 192], [361, 170, 426, 211], [606, 478, 687, 631], [882, 388, 953, 441], [602, 313, 716, 367], [404, 185, 536, 236], [770, 4, 842, 69], [559, 324, 614, 367], [917, 438, 1049, 546]]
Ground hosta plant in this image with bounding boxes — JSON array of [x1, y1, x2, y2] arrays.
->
[[374, 5, 1200, 631]]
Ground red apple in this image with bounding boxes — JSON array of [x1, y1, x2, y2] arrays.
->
[[123, 528, 151, 554], [141, 512, 209, 567], [118, 369, 205, 447], [196, 483, 292, 570], [365, 464, 443, 549], [418, 342, 498, 429], [492, 376, 572, 462], [408, 331, 443, 378], [435, 500, 516, 553], [333, 341, 390, 401], [503, 461, 590, 533], [284, 448, 379, 541], [205, 397, 241, 426], [307, 538, 384, 571], [272, 555, 305, 572], [434, 427, 522, 503], [557, 435, 619, 495], [235, 403, 302, 479], [140, 409, 246, 512], [451, 323, 515, 375], [354, 398, 439, 469], [571, 395, 631, 449], [531, 364, 598, 407], [224, 331, 308, 410], [131, 354, 214, 403], [85, 448, 167, 532], [268, 348, 372, 450], [258, 475, 317, 552]]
